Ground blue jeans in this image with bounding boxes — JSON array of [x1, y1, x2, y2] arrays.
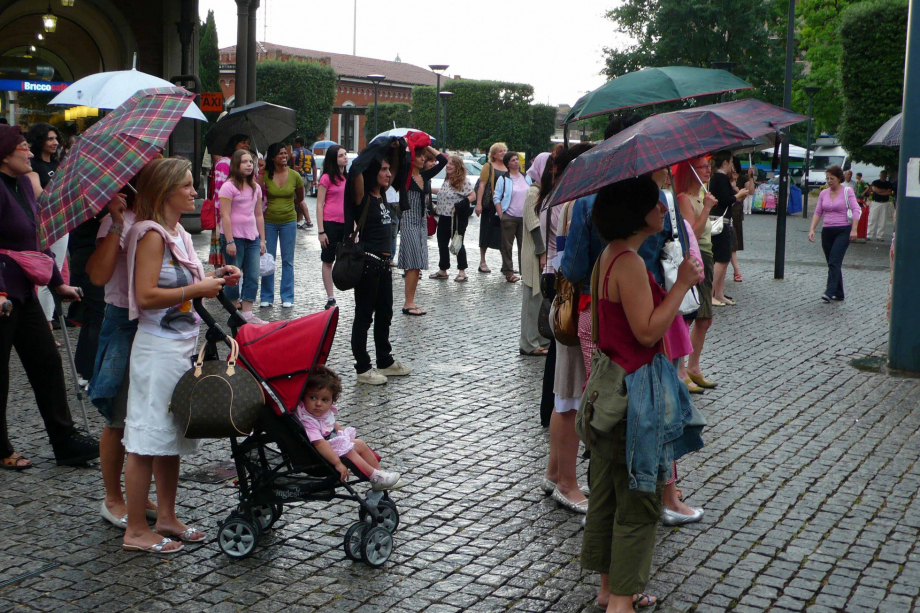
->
[[220, 235, 261, 303], [262, 221, 296, 304]]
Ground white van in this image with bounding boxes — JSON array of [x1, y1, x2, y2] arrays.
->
[[805, 136, 883, 188]]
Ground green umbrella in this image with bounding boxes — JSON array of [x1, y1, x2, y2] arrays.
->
[[564, 66, 753, 125]]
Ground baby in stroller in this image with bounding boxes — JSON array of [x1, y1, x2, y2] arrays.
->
[[295, 365, 405, 491]]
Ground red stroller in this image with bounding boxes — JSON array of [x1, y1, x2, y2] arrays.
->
[[192, 294, 398, 566]]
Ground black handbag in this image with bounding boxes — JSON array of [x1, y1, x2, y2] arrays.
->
[[169, 338, 264, 439], [332, 194, 372, 291]]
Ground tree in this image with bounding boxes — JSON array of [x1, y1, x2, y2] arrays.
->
[[602, 0, 788, 106], [198, 10, 221, 96], [838, 0, 908, 169], [362, 102, 411, 143], [411, 80, 552, 155], [256, 59, 337, 144]]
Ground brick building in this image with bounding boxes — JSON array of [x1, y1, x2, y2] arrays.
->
[[219, 42, 439, 152]]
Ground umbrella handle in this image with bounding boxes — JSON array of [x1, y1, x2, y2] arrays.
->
[[689, 165, 710, 194]]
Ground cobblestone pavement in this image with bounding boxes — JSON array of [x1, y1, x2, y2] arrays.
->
[[1, 203, 914, 613]]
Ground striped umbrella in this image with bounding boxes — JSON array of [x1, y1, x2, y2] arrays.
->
[[37, 87, 197, 250], [547, 99, 809, 207]]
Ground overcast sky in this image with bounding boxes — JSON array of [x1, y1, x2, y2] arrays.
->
[[198, 0, 629, 107]]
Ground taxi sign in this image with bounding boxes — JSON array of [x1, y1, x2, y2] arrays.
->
[[200, 92, 224, 113]]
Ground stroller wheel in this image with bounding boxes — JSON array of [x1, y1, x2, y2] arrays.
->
[[360, 525, 393, 568], [251, 503, 282, 531], [343, 522, 367, 561], [218, 517, 260, 559], [359, 499, 400, 534]]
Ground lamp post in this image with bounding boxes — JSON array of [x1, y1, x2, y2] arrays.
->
[[774, 0, 796, 280], [429, 64, 449, 145], [367, 74, 386, 138], [439, 91, 453, 150], [801, 86, 822, 218]]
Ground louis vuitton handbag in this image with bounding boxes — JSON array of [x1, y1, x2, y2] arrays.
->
[[170, 338, 264, 438]]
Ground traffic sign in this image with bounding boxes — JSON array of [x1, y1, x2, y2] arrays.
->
[[200, 92, 224, 113]]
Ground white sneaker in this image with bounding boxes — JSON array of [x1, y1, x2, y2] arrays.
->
[[259, 302, 272, 308], [357, 368, 387, 385], [377, 360, 411, 377], [369, 470, 405, 491], [281, 302, 293, 308]]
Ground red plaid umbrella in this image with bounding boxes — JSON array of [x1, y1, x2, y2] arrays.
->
[[547, 99, 809, 207], [37, 87, 197, 250]]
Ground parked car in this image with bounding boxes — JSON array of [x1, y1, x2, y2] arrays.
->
[[430, 160, 483, 202]]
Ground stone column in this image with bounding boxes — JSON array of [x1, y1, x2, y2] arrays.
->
[[247, 0, 260, 106], [234, 0, 250, 107]]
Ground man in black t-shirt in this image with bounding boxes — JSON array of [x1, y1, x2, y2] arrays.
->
[[868, 170, 894, 240]]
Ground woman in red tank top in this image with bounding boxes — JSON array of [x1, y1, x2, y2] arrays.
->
[[582, 177, 702, 613]]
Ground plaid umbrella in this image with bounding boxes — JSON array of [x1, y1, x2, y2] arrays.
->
[[37, 87, 197, 250], [547, 99, 809, 207]]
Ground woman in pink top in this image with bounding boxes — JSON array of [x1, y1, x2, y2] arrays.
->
[[316, 145, 348, 310], [219, 149, 267, 323], [808, 165, 860, 302]]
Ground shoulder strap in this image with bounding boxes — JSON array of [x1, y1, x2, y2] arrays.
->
[[663, 191, 679, 240], [590, 251, 627, 343], [355, 192, 373, 233]]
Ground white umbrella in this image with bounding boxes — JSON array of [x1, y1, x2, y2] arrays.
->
[[50, 58, 207, 121], [371, 127, 435, 143]]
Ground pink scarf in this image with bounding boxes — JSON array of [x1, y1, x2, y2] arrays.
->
[[527, 152, 551, 184], [125, 220, 204, 321]]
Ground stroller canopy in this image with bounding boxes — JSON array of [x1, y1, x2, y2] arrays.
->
[[236, 308, 338, 414]]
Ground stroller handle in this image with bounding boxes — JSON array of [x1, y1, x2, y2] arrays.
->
[[193, 289, 248, 331]]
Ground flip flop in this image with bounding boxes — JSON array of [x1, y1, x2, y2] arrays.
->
[[123, 538, 184, 554], [520, 347, 548, 356], [1, 453, 32, 471], [478, 266, 491, 273], [506, 274, 520, 283], [402, 307, 427, 316], [428, 272, 449, 280], [454, 275, 468, 282], [158, 527, 206, 543], [634, 593, 657, 608]]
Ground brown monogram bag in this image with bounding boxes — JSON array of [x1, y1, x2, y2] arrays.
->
[[170, 338, 265, 438]]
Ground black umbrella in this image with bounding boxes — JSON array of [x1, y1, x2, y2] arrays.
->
[[205, 101, 296, 156], [865, 113, 902, 147]]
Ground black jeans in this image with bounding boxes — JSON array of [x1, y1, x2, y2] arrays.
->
[[351, 257, 395, 374], [541, 273, 556, 427], [69, 263, 106, 379], [821, 226, 851, 299], [436, 215, 467, 271], [0, 295, 76, 457]]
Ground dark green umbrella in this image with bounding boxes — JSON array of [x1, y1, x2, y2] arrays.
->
[[564, 66, 753, 125]]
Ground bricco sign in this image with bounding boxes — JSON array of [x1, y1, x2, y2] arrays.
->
[[0, 79, 71, 93]]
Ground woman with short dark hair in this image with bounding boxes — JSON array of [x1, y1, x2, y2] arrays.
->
[[317, 145, 349, 309], [582, 176, 703, 613], [708, 151, 749, 307], [213, 134, 250, 197], [808, 164, 860, 302]]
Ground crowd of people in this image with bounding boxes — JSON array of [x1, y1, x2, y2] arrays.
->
[[0, 115, 888, 609]]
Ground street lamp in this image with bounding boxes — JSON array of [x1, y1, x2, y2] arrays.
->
[[801, 85, 822, 218], [429, 64, 449, 145], [42, 2, 57, 33], [367, 74, 386, 138], [60, 0, 75, 6], [439, 91, 453, 150], [774, 0, 796, 280]]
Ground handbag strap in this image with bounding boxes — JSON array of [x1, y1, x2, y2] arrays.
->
[[590, 256, 601, 344], [194, 336, 239, 377]]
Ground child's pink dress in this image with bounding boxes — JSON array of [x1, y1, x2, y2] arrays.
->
[[295, 404, 356, 456]]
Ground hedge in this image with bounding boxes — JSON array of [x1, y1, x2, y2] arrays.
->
[[363, 102, 412, 143], [411, 80, 553, 156], [837, 0, 908, 169], [256, 59, 337, 145]]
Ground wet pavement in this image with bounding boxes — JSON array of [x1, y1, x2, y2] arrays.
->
[[1, 203, 914, 613]]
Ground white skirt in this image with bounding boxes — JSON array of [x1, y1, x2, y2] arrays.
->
[[123, 330, 199, 456]]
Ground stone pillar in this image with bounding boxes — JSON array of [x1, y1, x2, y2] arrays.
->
[[176, 0, 195, 75], [234, 0, 250, 107], [247, 0, 259, 106]]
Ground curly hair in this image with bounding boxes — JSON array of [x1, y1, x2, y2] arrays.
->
[[25, 123, 58, 161], [304, 365, 342, 402]]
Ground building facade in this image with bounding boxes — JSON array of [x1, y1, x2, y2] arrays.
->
[[219, 42, 438, 152]]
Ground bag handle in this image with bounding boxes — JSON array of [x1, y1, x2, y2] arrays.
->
[[590, 256, 601, 344], [194, 336, 239, 377]]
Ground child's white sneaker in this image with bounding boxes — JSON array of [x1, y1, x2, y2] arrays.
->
[[369, 470, 404, 491]]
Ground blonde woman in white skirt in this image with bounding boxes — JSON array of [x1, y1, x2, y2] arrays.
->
[[122, 158, 240, 554]]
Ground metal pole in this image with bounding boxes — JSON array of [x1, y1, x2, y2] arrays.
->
[[443, 97, 448, 150], [774, 0, 796, 280], [247, 0, 259, 104], [889, 0, 920, 372], [373, 81, 378, 136], [802, 95, 814, 218], [434, 73, 441, 146], [353, 0, 356, 55]]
